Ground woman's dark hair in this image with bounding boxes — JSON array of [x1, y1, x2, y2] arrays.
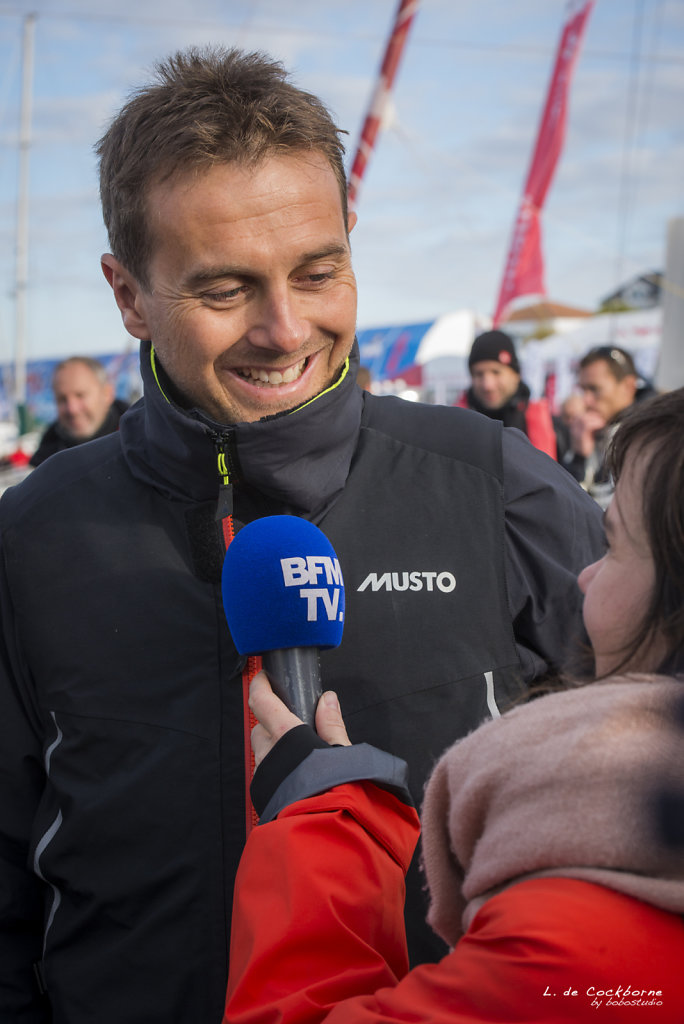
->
[[606, 386, 684, 675]]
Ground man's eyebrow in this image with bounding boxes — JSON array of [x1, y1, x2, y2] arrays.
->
[[296, 243, 350, 264]]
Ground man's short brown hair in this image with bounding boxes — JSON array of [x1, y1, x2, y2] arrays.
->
[[53, 356, 108, 389], [578, 345, 637, 382], [96, 46, 348, 289]]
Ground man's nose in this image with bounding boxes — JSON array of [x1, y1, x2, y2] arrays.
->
[[246, 289, 310, 353]]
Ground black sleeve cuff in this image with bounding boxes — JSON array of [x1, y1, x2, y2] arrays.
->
[[251, 725, 330, 817], [255, 742, 414, 824]]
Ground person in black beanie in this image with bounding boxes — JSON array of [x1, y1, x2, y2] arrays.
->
[[457, 330, 563, 460]]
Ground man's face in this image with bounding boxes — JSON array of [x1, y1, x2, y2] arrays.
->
[[470, 360, 520, 410], [53, 363, 114, 441], [578, 360, 637, 423], [102, 152, 358, 424]]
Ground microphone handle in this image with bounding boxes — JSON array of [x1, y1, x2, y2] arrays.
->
[[261, 647, 322, 729]]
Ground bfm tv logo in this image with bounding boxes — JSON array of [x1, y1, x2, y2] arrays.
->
[[280, 555, 344, 622]]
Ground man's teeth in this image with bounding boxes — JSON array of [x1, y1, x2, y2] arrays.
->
[[236, 359, 307, 386]]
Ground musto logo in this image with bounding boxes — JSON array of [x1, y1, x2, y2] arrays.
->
[[280, 556, 344, 622], [357, 571, 456, 593]]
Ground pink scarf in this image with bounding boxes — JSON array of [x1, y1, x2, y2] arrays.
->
[[420, 674, 684, 948]]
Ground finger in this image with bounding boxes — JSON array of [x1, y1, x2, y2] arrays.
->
[[249, 670, 302, 740], [251, 721, 275, 767], [314, 691, 351, 747]]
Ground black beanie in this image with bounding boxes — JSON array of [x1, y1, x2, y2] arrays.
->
[[468, 330, 520, 374]]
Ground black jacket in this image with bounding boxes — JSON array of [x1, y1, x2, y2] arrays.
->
[[0, 341, 604, 1023], [29, 399, 129, 467]]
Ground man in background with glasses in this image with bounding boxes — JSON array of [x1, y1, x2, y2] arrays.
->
[[576, 345, 656, 507]]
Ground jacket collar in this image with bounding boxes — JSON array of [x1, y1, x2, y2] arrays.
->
[[119, 340, 363, 518]]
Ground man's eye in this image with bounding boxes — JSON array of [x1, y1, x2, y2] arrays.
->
[[205, 286, 245, 302], [296, 271, 334, 286]]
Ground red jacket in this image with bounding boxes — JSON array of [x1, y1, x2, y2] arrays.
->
[[225, 781, 684, 1023]]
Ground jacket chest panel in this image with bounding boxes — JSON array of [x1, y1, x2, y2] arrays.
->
[[311, 434, 521, 806], [7, 492, 241, 735], [320, 436, 516, 707]]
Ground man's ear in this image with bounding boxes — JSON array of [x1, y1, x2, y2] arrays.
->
[[101, 254, 151, 340]]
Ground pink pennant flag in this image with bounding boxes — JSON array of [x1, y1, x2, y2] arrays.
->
[[493, 1, 594, 326]]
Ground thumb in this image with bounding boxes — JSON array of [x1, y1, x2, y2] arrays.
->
[[315, 691, 351, 747]]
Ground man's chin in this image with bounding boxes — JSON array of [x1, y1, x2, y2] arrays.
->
[[63, 428, 95, 442]]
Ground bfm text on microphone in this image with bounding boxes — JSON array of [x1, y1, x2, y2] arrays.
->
[[221, 515, 345, 728]]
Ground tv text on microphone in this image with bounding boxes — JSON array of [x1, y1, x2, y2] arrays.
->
[[222, 516, 345, 727]]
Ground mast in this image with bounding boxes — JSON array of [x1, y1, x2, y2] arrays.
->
[[14, 12, 36, 434], [347, 0, 419, 209]]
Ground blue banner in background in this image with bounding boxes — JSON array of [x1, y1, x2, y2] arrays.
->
[[356, 321, 434, 381]]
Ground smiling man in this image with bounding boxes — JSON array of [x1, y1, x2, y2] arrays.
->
[[29, 356, 128, 467], [102, 153, 358, 425], [0, 47, 604, 1024]]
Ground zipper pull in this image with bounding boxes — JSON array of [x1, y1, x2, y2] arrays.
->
[[215, 451, 233, 521], [211, 432, 237, 523]]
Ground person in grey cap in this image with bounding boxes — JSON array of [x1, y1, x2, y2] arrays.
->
[[458, 329, 563, 459]]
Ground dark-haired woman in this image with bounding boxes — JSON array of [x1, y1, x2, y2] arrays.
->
[[225, 389, 684, 1023]]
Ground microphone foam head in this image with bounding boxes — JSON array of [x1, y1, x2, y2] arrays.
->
[[222, 515, 345, 655]]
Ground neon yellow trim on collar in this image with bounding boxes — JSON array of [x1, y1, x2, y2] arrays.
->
[[150, 345, 171, 404], [289, 356, 350, 414]]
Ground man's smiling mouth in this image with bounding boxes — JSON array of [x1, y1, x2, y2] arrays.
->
[[234, 357, 308, 387]]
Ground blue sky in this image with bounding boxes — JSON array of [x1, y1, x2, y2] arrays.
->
[[0, 0, 682, 362]]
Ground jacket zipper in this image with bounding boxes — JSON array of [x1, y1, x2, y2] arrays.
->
[[210, 430, 237, 545], [210, 431, 261, 836]]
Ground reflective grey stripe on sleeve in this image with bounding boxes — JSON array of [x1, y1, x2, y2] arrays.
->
[[34, 712, 64, 956], [485, 671, 501, 719], [258, 743, 412, 824], [44, 711, 62, 774], [33, 811, 63, 956]]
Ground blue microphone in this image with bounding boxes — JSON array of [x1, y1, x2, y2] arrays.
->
[[222, 516, 345, 727]]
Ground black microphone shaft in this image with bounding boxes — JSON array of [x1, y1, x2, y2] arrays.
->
[[262, 647, 322, 729]]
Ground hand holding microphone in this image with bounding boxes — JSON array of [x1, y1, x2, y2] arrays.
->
[[248, 671, 351, 765], [222, 516, 345, 729]]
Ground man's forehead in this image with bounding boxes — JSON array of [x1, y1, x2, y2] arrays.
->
[[55, 364, 103, 389], [580, 360, 615, 382], [472, 360, 517, 374], [145, 152, 348, 265], [148, 150, 343, 206]]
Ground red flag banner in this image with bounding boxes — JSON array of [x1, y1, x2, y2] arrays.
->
[[347, 0, 420, 208], [492, 1, 594, 326]]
